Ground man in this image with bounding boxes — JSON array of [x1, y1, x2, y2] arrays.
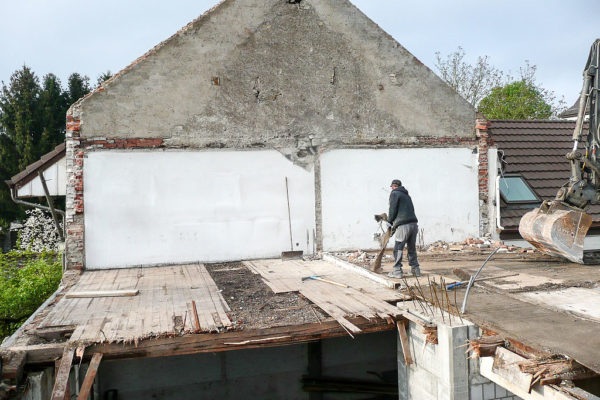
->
[[386, 179, 420, 278]]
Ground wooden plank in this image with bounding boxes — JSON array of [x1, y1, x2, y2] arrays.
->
[[50, 346, 75, 400], [191, 300, 201, 333], [322, 253, 397, 288], [14, 317, 395, 365], [491, 347, 533, 393], [65, 290, 139, 298], [397, 320, 413, 365], [0, 350, 25, 380], [77, 353, 102, 400]]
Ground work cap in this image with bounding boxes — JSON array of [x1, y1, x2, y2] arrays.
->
[[390, 179, 402, 187]]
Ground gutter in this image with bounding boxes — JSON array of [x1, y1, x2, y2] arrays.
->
[[495, 175, 505, 231]]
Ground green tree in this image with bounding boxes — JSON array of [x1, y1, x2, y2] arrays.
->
[[434, 47, 504, 107], [66, 72, 91, 107], [96, 70, 113, 88], [478, 80, 553, 119], [39, 74, 68, 152], [0, 66, 43, 225]]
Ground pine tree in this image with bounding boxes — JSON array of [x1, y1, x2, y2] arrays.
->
[[0, 66, 43, 225], [66, 73, 91, 107], [39, 74, 68, 152], [96, 70, 113, 88]]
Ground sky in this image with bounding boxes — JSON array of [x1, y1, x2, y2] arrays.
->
[[0, 0, 598, 107]]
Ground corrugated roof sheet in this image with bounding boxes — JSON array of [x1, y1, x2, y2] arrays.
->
[[490, 119, 600, 228]]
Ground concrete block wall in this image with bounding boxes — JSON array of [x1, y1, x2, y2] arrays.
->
[[467, 325, 521, 400], [398, 316, 520, 400]]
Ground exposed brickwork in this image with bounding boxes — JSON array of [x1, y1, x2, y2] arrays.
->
[[83, 138, 164, 149], [476, 118, 493, 236], [65, 112, 85, 270], [64, 108, 166, 269]]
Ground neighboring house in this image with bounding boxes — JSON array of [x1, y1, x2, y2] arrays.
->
[[487, 119, 600, 240], [558, 98, 589, 120]]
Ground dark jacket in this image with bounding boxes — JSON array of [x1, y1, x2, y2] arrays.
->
[[388, 186, 418, 228]]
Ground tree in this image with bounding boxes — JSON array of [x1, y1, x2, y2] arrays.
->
[[0, 66, 43, 225], [478, 80, 552, 119], [66, 73, 91, 107], [96, 70, 113, 88], [39, 74, 67, 152], [434, 47, 504, 107], [435, 48, 566, 118], [0, 67, 92, 226]]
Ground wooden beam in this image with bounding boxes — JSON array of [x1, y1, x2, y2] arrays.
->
[[397, 320, 413, 365], [10, 318, 395, 365], [191, 300, 201, 333], [51, 347, 74, 400], [77, 353, 102, 400], [0, 350, 25, 381], [65, 290, 138, 298]]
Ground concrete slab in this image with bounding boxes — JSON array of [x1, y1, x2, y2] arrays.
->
[[519, 287, 600, 322]]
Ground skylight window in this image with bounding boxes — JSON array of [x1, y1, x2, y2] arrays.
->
[[499, 176, 540, 203]]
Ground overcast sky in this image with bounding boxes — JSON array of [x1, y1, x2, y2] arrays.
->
[[1, 0, 598, 106]]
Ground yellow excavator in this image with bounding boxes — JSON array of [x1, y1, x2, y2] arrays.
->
[[519, 39, 600, 264]]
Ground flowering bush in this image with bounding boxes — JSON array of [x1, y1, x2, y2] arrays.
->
[[18, 209, 63, 252]]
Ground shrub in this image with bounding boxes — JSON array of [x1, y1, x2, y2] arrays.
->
[[17, 209, 63, 252], [0, 250, 62, 339]]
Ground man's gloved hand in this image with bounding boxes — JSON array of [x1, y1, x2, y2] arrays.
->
[[385, 221, 392, 229]]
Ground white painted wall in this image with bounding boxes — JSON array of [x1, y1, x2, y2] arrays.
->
[[84, 151, 315, 269], [17, 156, 66, 198], [320, 148, 479, 251]]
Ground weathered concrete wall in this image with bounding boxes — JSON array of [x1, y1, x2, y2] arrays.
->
[[95, 331, 396, 400], [76, 0, 474, 154], [84, 150, 316, 269], [321, 148, 480, 250]]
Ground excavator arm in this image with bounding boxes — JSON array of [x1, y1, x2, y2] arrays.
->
[[519, 39, 600, 263]]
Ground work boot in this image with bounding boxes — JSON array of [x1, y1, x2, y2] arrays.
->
[[411, 267, 421, 277], [387, 270, 403, 279]]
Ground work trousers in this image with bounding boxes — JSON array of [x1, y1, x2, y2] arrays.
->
[[393, 223, 419, 272]]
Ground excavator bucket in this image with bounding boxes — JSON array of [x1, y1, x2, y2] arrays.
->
[[519, 202, 592, 264]]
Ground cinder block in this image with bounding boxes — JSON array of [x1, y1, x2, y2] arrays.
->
[[483, 382, 495, 399], [495, 384, 507, 397], [470, 384, 484, 400]]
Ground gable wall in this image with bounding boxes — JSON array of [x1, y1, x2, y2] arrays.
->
[[64, 0, 481, 270]]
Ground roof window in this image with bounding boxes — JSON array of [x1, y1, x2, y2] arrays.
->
[[499, 176, 540, 203]]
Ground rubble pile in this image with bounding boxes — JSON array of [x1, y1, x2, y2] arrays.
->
[[334, 236, 535, 267], [422, 237, 533, 254]]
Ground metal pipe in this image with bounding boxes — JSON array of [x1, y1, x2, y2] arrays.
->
[[37, 171, 64, 241], [9, 186, 65, 218], [460, 247, 500, 314], [495, 176, 505, 231]]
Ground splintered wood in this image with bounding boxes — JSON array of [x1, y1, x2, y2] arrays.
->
[[39, 264, 231, 344], [245, 259, 404, 333]]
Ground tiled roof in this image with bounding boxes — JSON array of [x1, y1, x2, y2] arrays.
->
[[5, 143, 66, 189], [489, 120, 600, 228]]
